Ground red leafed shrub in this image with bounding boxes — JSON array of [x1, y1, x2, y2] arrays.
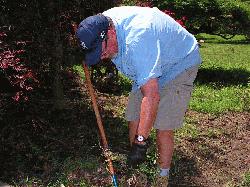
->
[[162, 10, 187, 28], [0, 31, 38, 102]]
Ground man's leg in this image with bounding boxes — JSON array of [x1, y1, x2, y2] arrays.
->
[[151, 130, 173, 186], [154, 65, 199, 169], [156, 129, 174, 169], [153, 65, 199, 186]]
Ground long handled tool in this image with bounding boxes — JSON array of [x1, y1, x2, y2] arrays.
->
[[83, 63, 118, 187]]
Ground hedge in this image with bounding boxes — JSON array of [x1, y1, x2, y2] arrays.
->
[[120, 0, 250, 39]]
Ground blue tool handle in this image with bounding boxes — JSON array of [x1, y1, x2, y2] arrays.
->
[[112, 175, 118, 187]]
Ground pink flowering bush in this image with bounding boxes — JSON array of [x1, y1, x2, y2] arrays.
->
[[0, 31, 38, 102]]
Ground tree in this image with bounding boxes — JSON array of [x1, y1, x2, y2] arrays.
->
[[0, 0, 116, 105]]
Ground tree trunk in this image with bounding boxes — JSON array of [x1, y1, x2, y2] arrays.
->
[[47, 1, 66, 110], [51, 36, 66, 110]]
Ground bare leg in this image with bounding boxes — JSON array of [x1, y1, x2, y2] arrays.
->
[[156, 130, 174, 169], [128, 120, 140, 145]]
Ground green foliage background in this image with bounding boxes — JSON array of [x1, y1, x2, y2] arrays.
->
[[122, 0, 250, 38]]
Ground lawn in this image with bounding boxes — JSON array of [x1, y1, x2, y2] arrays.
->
[[1, 34, 249, 187], [191, 34, 250, 114]]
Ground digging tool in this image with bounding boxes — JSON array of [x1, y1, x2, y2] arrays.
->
[[83, 63, 118, 187]]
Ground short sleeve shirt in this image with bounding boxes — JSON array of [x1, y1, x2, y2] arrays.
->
[[103, 6, 201, 92]]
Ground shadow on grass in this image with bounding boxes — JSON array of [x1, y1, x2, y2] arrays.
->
[[0, 80, 129, 186], [196, 35, 250, 45], [93, 67, 250, 96], [209, 40, 250, 45], [169, 149, 201, 187], [203, 39, 249, 45], [0, 90, 205, 187], [196, 67, 250, 87]]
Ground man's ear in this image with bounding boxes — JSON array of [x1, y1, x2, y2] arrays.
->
[[68, 22, 79, 48], [71, 21, 78, 34]]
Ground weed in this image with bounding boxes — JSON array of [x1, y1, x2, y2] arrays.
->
[[175, 122, 200, 140], [72, 65, 85, 80]]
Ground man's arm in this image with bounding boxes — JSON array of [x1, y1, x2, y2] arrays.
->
[[137, 78, 160, 139]]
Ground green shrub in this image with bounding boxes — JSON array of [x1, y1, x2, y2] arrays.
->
[[154, 0, 250, 39]]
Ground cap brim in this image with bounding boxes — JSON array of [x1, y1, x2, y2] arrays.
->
[[85, 43, 102, 66]]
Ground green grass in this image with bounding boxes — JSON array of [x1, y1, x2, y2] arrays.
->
[[190, 34, 250, 114], [190, 85, 249, 113], [12, 156, 100, 187], [241, 171, 250, 187], [175, 122, 200, 140], [72, 64, 85, 80]]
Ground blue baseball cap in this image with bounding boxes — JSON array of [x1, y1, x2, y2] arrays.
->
[[76, 14, 109, 66]]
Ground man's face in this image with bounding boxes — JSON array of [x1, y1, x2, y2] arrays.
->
[[101, 28, 118, 60]]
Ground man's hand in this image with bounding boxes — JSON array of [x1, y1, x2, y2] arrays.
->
[[127, 138, 150, 168]]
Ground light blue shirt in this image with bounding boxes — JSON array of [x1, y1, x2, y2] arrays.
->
[[103, 6, 202, 92]]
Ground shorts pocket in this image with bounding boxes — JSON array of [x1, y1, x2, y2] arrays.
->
[[154, 83, 194, 130], [171, 83, 193, 118]]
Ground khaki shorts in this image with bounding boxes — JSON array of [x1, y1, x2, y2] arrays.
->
[[125, 65, 199, 130]]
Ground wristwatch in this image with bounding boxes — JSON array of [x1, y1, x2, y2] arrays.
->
[[135, 135, 146, 142]]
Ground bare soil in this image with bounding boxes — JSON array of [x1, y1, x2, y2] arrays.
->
[[171, 110, 250, 187]]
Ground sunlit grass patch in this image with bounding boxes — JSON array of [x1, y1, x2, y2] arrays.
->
[[72, 64, 85, 80], [190, 85, 248, 114], [190, 34, 250, 114], [175, 122, 200, 140]]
